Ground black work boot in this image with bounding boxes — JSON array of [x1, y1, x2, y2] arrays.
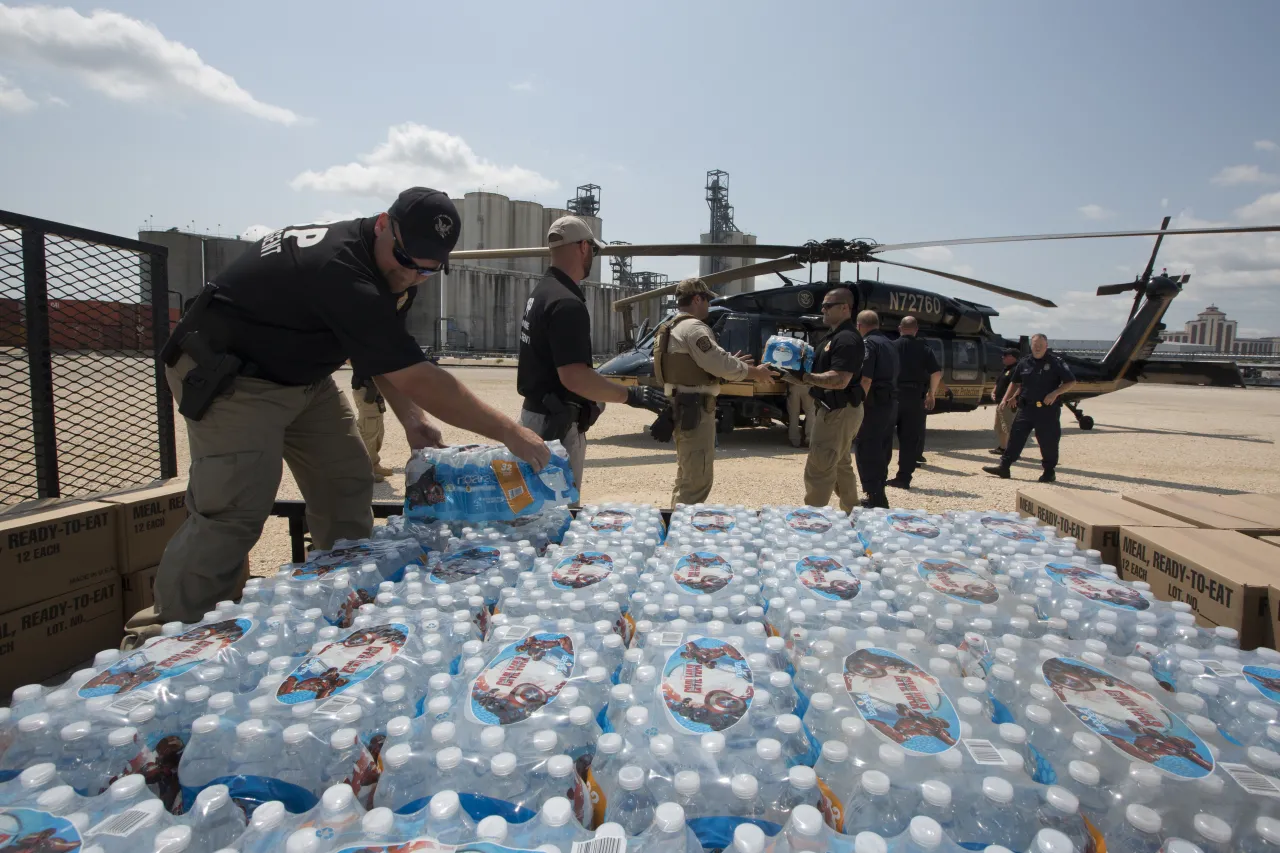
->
[[983, 464, 1011, 479], [1039, 470, 1056, 483], [886, 477, 911, 490]]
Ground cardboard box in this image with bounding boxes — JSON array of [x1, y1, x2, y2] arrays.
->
[[98, 480, 188, 573], [0, 501, 119, 611], [1122, 491, 1280, 535], [0, 575, 122, 696], [1015, 487, 1193, 567], [122, 564, 159, 616], [1117, 526, 1276, 650]]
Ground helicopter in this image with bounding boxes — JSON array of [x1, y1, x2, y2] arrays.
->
[[448, 217, 1278, 438]]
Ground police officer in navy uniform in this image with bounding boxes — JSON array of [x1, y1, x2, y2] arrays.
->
[[853, 310, 899, 508], [126, 187, 550, 648], [984, 333, 1077, 482], [886, 316, 941, 491]]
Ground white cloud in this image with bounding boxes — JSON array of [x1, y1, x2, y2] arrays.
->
[[0, 5, 301, 124], [1256, 140, 1279, 152], [906, 246, 953, 264], [509, 80, 534, 93], [1078, 204, 1114, 221], [291, 123, 558, 199], [0, 74, 35, 111], [1161, 198, 1169, 209], [44, 93, 66, 106], [240, 224, 273, 242], [1211, 165, 1277, 186], [1235, 191, 1280, 222]]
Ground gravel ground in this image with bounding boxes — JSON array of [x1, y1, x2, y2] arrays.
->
[[188, 368, 1279, 575]]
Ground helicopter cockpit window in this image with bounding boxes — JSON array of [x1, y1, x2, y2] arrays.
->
[[951, 340, 979, 382], [718, 315, 754, 357]]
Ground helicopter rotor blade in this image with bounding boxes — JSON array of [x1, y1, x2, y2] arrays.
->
[[1096, 282, 1140, 296], [872, 258, 1058, 308], [872, 223, 1280, 255], [611, 257, 807, 312], [1139, 216, 1173, 284], [449, 243, 802, 262]]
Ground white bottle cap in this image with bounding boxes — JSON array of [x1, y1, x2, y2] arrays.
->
[[675, 770, 700, 796], [321, 784, 354, 814], [106, 774, 146, 801], [283, 724, 311, 746], [878, 744, 906, 768], [625, 706, 649, 728], [1259, 816, 1280, 845], [569, 706, 593, 727], [36, 786, 78, 811], [59, 721, 92, 742], [809, 692, 834, 711], [431, 722, 456, 745], [490, 752, 517, 776], [998, 723, 1027, 745], [235, 719, 267, 741], [1071, 731, 1101, 754], [733, 822, 767, 853], [756, 738, 782, 761], [789, 804, 825, 837], [654, 801, 686, 832], [1193, 814, 1231, 844], [920, 780, 951, 807], [362, 807, 395, 835], [195, 784, 232, 812], [731, 773, 759, 799], [598, 733, 622, 754], [383, 743, 412, 769], [1125, 804, 1161, 834], [618, 765, 645, 791], [107, 727, 138, 748], [1067, 760, 1099, 787], [1023, 705, 1052, 726], [476, 815, 508, 842], [250, 800, 286, 831], [853, 831, 888, 853], [429, 790, 461, 819], [701, 732, 725, 754], [821, 740, 850, 763], [547, 755, 574, 779], [982, 776, 1013, 805], [152, 825, 193, 853], [537, 796, 573, 828], [862, 770, 890, 795], [1032, 829, 1074, 853], [909, 816, 943, 849], [532, 730, 558, 753], [1043, 786, 1078, 815]]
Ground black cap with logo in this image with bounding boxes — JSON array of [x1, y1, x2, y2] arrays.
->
[[1002, 347, 1020, 358], [388, 187, 461, 272]]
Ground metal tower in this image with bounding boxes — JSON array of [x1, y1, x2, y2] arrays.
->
[[705, 170, 739, 274], [566, 184, 601, 217], [610, 241, 669, 290]]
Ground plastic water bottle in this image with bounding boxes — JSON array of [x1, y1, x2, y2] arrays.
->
[[957, 777, 1035, 851], [373, 744, 428, 813], [607, 764, 657, 835], [634, 801, 700, 853], [509, 795, 593, 850], [423, 789, 476, 843], [236, 800, 293, 853], [916, 780, 956, 833], [186, 784, 246, 852], [776, 803, 832, 852], [842, 770, 908, 838]]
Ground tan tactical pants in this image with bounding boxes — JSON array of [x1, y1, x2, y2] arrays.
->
[[126, 355, 374, 636], [671, 397, 717, 508], [787, 384, 816, 447], [994, 404, 1015, 450], [804, 404, 865, 514], [519, 410, 587, 497], [355, 396, 385, 467]]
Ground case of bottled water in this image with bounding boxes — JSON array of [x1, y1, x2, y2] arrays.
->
[[760, 505, 861, 551], [763, 335, 815, 373], [564, 503, 667, 552], [403, 441, 577, 523]]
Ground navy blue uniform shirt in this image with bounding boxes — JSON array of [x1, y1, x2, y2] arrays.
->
[[1014, 350, 1075, 405]]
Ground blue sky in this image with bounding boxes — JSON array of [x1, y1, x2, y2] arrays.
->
[[2, 1, 1278, 339]]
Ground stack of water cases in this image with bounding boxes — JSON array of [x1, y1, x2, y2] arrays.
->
[[3, 496, 1280, 853]]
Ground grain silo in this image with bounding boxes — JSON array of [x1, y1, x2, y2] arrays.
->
[[509, 200, 545, 274], [463, 191, 512, 270]]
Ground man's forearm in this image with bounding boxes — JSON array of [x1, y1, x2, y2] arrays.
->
[[1002, 383, 1020, 406], [383, 362, 517, 443], [559, 364, 629, 404], [929, 371, 942, 395], [374, 376, 426, 425], [1055, 381, 1077, 398], [805, 369, 853, 390]]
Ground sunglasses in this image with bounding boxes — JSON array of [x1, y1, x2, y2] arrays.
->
[[390, 218, 442, 276], [820, 302, 849, 311]]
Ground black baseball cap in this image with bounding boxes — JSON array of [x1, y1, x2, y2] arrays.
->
[[1002, 347, 1020, 357], [388, 187, 461, 272]]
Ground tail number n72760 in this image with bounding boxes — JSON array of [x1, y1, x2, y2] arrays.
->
[[888, 291, 943, 318]]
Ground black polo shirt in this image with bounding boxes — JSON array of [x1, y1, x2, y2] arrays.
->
[[862, 330, 900, 399], [517, 267, 594, 410], [1013, 350, 1076, 406], [204, 217, 424, 386], [994, 362, 1017, 402], [893, 335, 941, 393], [808, 319, 864, 409]]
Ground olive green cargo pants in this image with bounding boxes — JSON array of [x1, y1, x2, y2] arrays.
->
[[804, 403, 865, 514], [124, 355, 374, 642], [671, 395, 717, 508]]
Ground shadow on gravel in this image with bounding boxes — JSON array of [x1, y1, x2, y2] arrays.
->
[[942, 450, 1252, 495], [1086, 423, 1272, 444]]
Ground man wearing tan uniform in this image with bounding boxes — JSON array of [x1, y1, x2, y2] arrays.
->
[[654, 278, 773, 507]]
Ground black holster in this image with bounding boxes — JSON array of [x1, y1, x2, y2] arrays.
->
[[674, 393, 703, 431], [160, 284, 247, 422], [534, 393, 579, 442], [649, 407, 675, 442]]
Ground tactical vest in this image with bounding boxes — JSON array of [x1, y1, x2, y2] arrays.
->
[[654, 314, 716, 389]]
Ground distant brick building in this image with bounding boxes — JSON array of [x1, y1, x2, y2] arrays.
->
[[1160, 305, 1277, 355]]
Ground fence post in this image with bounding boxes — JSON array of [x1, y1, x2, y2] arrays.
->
[[147, 249, 178, 479], [22, 228, 59, 498]]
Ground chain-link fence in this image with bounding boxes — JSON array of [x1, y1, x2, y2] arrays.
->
[[0, 210, 177, 506]]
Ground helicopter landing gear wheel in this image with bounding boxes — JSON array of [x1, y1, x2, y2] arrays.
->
[[1065, 400, 1094, 430]]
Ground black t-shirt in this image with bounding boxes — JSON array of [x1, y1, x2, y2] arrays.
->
[[206, 218, 424, 386], [862, 330, 900, 396], [994, 362, 1017, 402], [516, 267, 594, 408], [893, 335, 941, 391], [1013, 350, 1076, 405], [809, 320, 864, 409]]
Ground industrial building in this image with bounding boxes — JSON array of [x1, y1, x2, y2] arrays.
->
[[697, 170, 759, 296], [1159, 304, 1280, 356]]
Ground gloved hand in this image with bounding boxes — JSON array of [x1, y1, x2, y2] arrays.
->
[[768, 365, 806, 385], [625, 385, 650, 408]]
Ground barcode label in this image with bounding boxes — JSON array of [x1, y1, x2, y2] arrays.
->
[[571, 838, 626, 853], [493, 625, 529, 641], [108, 693, 153, 715], [658, 632, 684, 646], [963, 738, 1007, 766], [1221, 762, 1280, 798], [317, 694, 361, 716], [89, 807, 151, 837], [1198, 659, 1242, 678]]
